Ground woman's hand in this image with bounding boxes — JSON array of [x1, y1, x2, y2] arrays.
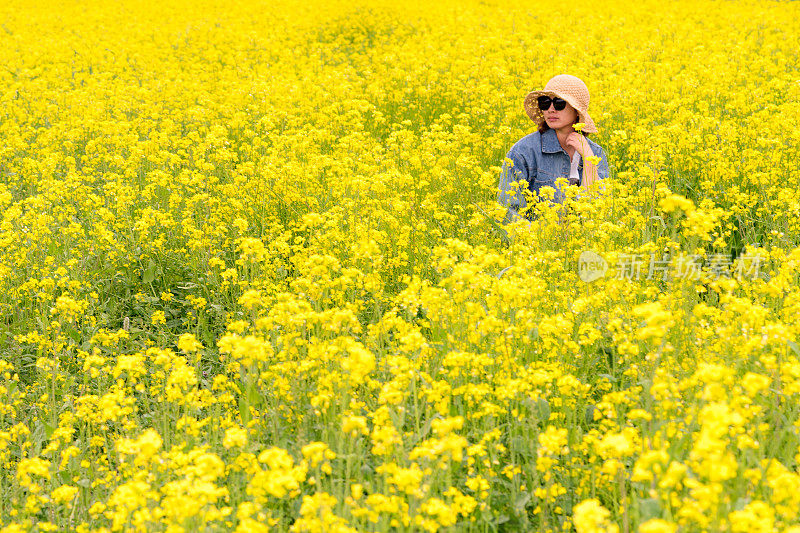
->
[[565, 132, 602, 189], [565, 132, 593, 159]]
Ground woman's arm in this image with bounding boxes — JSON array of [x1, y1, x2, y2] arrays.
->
[[567, 134, 609, 194]]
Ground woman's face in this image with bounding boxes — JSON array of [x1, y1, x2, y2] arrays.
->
[[544, 101, 578, 130]]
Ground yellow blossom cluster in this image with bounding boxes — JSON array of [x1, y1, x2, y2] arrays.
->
[[1, 0, 800, 531]]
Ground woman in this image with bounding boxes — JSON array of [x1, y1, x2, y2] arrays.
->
[[498, 74, 610, 223]]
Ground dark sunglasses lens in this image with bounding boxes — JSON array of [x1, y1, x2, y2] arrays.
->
[[553, 98, 567, 111], [537, 96, 552, 110]]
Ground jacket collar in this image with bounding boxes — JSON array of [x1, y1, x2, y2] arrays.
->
[[541, 128, 565, 154]]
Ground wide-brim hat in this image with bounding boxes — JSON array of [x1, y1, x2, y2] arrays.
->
[[523, 74, 597, 134]]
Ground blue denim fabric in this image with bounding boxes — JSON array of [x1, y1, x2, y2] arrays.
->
[[497, 128, 610, 222]]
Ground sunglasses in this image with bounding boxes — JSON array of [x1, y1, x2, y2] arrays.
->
[[537, 96, 568, 111]]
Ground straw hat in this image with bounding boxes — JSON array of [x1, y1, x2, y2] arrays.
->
[[523, 74, 597, 134]]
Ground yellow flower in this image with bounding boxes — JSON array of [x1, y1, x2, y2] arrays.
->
[[1, 525, 30, 533], [659, 193, 695, 214], [116, 429, 163, 466], [596, 430, 637, 459], [377, 462, 425, 496], [51, 484, 79, 504], [223, 427, 248, 449], [16, 457, 51, 487], [639, 518, 677, 533], [4, 2, 800, 530], [538, 425, 569, 455], [177, 333, 204, 353], [341, 415, 369, 436], [151, 310, 167, 326], [573, 499, 619, 533], [728, 501, 775, 533], [238, 289, 264, 310], [301, 441, 336, 468], [431, 416, 464, 436]]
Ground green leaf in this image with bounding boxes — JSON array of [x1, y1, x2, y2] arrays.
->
[[472, 201, 510, 244], [65, 326, 81, 343], [514, 492, 532, 514], [788, 340, 800, 357], [584, 405, 597, 426], [537, 398, 551, 422], [143, 259, 157, 284], [418, 415, 436, 440], [638, 498, 661, 520], [238, 396, 251, 426], [734, 496, 750, 511]]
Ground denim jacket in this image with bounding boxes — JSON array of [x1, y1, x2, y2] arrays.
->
[[497, 128, 610, 222]]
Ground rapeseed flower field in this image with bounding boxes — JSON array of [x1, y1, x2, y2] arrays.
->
[[1, 0, 800, 530]]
